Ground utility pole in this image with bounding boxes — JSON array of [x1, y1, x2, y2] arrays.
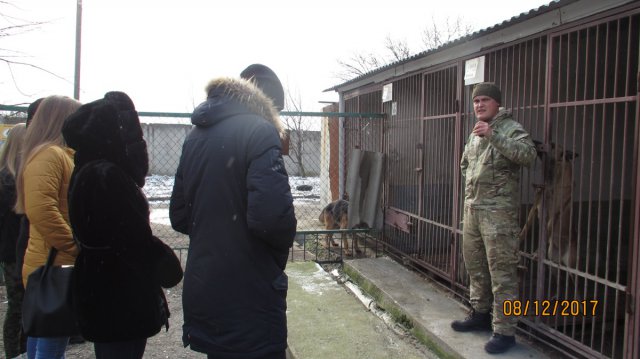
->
[[73, 0, 82, 100]]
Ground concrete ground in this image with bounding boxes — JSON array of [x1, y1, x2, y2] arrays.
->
[[286, 261, 437, 359], [1, 257, 550, 358], [341, 257, 551, 359]]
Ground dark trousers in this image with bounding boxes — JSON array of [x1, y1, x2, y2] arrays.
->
[[1, 261, 26, 358], [94, 338, 147, 359]]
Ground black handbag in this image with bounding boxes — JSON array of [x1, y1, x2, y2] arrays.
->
[[22, 248, 79, 337]]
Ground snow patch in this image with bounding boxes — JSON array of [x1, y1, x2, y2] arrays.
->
[[144, 174, 322, 225], [144, 175, 321, 203], [149, 208, 171, 226], [299, 265, 336, 296]]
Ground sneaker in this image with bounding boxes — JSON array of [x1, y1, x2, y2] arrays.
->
[[485, 333, 516, 354], [451, 310, 492, 332]]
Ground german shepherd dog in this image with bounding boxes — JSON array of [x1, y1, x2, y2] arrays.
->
[[520, 142, 578, 270], [520, 142, 579, 298], [318, 199, 360, 256]]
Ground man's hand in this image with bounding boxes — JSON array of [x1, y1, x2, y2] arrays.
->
[[472, 121, 492, 138]]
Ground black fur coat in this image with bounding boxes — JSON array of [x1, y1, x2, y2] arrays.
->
[[63, 92, 183, 342]]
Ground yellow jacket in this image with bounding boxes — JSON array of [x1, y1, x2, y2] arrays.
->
[[22, 145, 77, 286]]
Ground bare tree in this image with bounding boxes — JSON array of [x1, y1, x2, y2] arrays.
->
[[335, 35, 411, 81], [281, 89, 313, 177], [383, 35, 411, 62], [336, 52, 384, 81], [422, 16, 474, 50], [0, 1, 63, 98], [335, 17, 473, 82]]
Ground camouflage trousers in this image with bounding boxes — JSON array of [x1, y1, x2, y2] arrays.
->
[[462, 206, 520, 336], [1, 261, 27, 358]]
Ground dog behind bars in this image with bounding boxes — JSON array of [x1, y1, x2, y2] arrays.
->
[[521, 143, 579, 277], [318, 199, 359, 256]]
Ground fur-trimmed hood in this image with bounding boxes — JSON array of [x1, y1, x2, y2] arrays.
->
[[191, 77, 284, 137]]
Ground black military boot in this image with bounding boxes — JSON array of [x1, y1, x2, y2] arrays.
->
[[484, 333, 516, 354], [451, 310, 492, 332]]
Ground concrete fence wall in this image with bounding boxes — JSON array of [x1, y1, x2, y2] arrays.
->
[[283, 130, 321, 177], [141, 123, 192, 176], [141, 123, 321, 177]]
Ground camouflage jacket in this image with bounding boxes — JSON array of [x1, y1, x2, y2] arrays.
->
[[460, 109, 536, 209]]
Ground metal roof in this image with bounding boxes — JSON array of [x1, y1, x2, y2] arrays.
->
[[325, 0, 573, 92]]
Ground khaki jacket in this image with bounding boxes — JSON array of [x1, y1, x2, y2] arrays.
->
[[461, 109, 537, 209], [22, 145, 77, 286]]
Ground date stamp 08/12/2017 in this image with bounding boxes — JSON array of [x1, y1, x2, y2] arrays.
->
[[503, 300, 599, 317]]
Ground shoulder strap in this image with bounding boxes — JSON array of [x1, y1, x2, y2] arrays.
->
[[45, 247, 58, 267]]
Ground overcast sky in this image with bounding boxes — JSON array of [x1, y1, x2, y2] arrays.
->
[[1, 0, 551, 114]]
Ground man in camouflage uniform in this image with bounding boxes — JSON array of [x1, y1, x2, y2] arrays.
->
[[451, 83, 536, 354]]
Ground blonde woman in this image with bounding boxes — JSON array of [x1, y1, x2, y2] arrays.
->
[[15, 95, 81, 359], [0, 123, 28, 359]]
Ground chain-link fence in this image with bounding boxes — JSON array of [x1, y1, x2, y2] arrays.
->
[[0, 105, 384, 264]]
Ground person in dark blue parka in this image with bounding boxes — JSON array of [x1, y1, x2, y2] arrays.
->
[[170, 64, 297, 359]]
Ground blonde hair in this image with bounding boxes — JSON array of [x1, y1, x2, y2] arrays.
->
[[0, 123, 27, 178], [15, 95, 81, 213]]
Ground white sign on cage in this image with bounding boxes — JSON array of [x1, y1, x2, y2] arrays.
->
[[464, 56, 485, 85], [382, 83, 393, 102]]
